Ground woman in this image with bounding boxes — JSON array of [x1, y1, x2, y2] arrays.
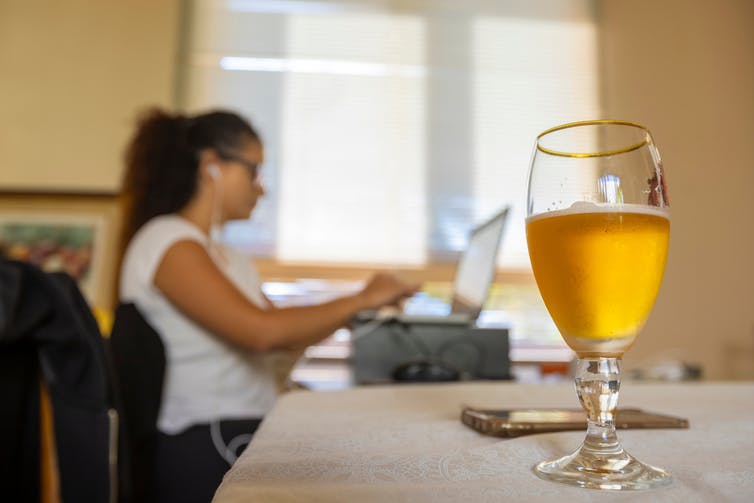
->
[[118, 108, 416, 502]]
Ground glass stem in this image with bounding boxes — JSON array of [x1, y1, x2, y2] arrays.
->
[[574, 357, 622, 457]]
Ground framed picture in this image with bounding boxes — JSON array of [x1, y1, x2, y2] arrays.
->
[[0, 192, 121, 310]]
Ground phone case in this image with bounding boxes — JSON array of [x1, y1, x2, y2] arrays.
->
[[461, 407, 689, 437]]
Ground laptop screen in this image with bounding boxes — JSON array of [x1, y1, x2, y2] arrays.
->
[[450, 207, 510, 318]]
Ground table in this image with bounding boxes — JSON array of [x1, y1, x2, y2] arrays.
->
[[213, 382, 754, 502]]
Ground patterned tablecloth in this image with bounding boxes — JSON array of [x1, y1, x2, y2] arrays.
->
[[213, 381, 754, 502]]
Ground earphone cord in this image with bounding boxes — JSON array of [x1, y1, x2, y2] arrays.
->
[[210, 420, 252, 466], [206, 169, 247, 464], [389, 321, 433, 357], [209, 168, 226, 262]]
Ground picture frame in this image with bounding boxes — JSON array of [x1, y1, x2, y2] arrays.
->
[[0, 191, 122, 310]]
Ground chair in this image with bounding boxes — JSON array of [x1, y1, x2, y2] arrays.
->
[[109, 303, 166, 503]]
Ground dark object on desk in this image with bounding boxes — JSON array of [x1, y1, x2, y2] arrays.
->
[[352, 319, 511, 384], [462, 407, 690, 438], [627, 360, 704, 381], [392, 359, 460, 382]]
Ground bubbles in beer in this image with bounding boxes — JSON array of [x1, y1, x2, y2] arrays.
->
[[528, 201, 670, 223]]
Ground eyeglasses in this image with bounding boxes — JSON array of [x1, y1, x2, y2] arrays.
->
[[224, 155, 261, 181]]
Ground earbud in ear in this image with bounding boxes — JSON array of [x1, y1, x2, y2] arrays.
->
[[208, 164, 220, 180]]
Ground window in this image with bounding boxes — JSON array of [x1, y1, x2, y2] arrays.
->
[[182, 0, 598, 269], [181, 0, 598, 352]]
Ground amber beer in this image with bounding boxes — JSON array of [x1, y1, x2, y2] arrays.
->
[[526, 205, 670, 357]]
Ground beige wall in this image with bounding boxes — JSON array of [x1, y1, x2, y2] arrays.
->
[[599, 0, 754, 379], [0, 0, 182, 310], [0, 0, 181, 192]]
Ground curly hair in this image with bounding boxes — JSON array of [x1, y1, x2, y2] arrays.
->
[[120, 108, 260, 247]]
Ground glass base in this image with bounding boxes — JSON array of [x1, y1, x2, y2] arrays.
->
[[534, 444, 672, 491]]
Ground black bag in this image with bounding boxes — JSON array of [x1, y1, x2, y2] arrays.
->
[[0, 259, 122, 503]]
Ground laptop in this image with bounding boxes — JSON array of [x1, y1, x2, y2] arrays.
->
[[354, 206, 510, 328]]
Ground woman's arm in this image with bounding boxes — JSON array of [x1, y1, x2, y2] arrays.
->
[[153, 240, 416, 351]]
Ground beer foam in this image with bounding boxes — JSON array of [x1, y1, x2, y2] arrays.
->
[[526, 202, 670, 222]]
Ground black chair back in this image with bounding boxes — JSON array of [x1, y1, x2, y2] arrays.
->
[[109, 303, 166, 503]]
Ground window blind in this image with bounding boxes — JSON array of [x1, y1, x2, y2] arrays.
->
[[182, 0, 599, 269]]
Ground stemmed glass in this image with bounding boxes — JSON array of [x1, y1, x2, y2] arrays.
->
[[526, 120, 672, 490]]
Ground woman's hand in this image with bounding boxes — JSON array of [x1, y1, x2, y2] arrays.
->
[[357, 273, 419, 310]]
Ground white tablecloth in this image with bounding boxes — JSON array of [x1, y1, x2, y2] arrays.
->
[[213, 382, 754, 502]]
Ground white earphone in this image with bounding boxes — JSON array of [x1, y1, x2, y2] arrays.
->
[[208, 164, 220, 180]]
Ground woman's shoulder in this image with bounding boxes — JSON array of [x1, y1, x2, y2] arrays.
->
[[121, 214, 208, 297], [132, 214, 207, 249], [123, 214, 207, 274]]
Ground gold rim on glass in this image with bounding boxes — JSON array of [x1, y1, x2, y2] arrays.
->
[[536, 119, 651, 158]]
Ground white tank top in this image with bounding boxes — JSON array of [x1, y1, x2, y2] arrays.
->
[[119, 214, 277, 434]]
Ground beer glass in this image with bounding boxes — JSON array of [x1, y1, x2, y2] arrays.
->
[[526, 120, 671, 490]]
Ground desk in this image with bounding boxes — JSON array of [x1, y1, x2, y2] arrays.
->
[[213, 382, 754, 502]]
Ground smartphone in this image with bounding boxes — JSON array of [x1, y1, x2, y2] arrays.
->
[[461, 407, 689, 438]]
